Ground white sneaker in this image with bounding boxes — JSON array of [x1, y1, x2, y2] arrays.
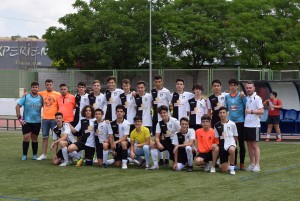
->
[[122, 163, 128, 169], [229, 169, 236, 175], [148, 165, 159, 170], [252, 165, 260, 172], [36, 154, 47, 160], [246, 164, 255, 171], [210, 166, 216, 173], [59, 161, 69, 167], [204, 163, 211, 172], [145, 164, 149, 170]]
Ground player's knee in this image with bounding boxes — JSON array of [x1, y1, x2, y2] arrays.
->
[[185, 146, 192, 152], [195, 157, 203, 166]]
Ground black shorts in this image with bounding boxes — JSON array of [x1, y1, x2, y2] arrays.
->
[[56, 149, 63, 159], [159, 138, 174, 161], [218, 144, 229, 164], [236, 122, 245, 141], [244, 127, 260, 142], [73, 141, 95, 160], [114, 141, 131, 161], [267, 116, 280, 125], [177, 147, 196, 164], [22, 123, 41, 135], [197, 151, 212, 163]]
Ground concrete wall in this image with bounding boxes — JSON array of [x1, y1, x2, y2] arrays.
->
[[0, 98, 22, 116]]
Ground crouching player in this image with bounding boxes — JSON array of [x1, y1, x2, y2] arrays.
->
[[214, 107, 238, 175], [68, 105, 96, 166], [150, 105, 181, 170], [51, 112, 76, 166], [130, 116, 151, 169], [109, 105, 131, 169], [194, 114, 219, 172], [94, 109, 113, 167], [172, 117, 196, 172]]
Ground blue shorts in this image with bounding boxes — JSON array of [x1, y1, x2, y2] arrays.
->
[[42, 119, 56, 138]]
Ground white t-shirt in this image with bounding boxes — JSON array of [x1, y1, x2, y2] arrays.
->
[[244, 92, 263, 128], [156, 117, 181, 140], [109, 119, 130, 140], [90, 93, 107, 112], [52, 123, 76, 144], [214, 120, 238, 151], [207, 92, 227, 111], [118, 92, 136, 124], [153, 87, 172, 121], [76, 93, 90, 119], [172, 91, 194, 120], [172, 128, 195, 147], [95, 121, 113, 143], [136, 93, 153, 127], [75, 118, 96, 148], [106, 88, 124, 121], [185, 97, 208, 124]]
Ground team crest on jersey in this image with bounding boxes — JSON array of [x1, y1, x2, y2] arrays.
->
[[227, 126, 230, 131], [114, 92, 117, 96], [83, 98, 87, 102], [122, 127, 125, 131], [160, 93, 163, 97], [145, 98, 148, 101], [169, 125, 172, 129], [220, 97, 224, 100], [100, 125, 104, 129], [130, 97, 133, 100]]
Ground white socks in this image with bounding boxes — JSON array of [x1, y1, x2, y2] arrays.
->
[[150, 149, 158, 166], [62, 147, 68, 163], [103, 150, 108, 164], [185, 146, 193, 166]]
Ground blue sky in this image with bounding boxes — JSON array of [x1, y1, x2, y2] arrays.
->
[[0, 0, 81, 38]]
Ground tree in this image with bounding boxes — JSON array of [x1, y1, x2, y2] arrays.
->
[[227, 0, 300, 67]]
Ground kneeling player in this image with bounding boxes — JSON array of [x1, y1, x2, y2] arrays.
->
[[68, 105, 96, 166], [214, 107, 238, 175], [194, 114, 219, 172], [51, 112, 76, 166], [130, 116, 151, 169], [150, 105, 181, 170], [94, 109, 112, 167], [109, 105, 131, 169], [172, 117, 196, 172]]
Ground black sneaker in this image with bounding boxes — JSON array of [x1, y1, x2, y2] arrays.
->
[[164, 159, 169, 166], [187, 166, 193, 172], [102, 163, 108, 168], [139, 159, 146, 167], [159, 159, 164, 166]]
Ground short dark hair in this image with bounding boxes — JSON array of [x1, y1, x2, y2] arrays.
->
[[180, 117, 189, 123], [154, 75, 162, 81], [192, 83, 204, 91], [211, 79, 222, 86], [228, 78, 238, 86], [31, 82, 39, 87], [137, 80, 146, 86], [122, 79, 130, 85], [218, 106, 228, 113], [107, 76, 116, 83], [93, 80, 101, 85], [55, 112, 63, 117], [133, 116, 143, 122], [59, 83, 67, 88], [245, 81, 254, 85], [271, 91, 277, 97], [176, 78, 184, 84], [95, 108, 104, 115], [157, 105, 168, 113], [45, 79, 53, 83], [201, 114, 211, 122], [81, 105, 95, 118], [78, 81, 86, 87], [116, 104, 125, 112]]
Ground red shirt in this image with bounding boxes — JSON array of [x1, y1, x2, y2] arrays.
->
[[268, 98, 282, 116]]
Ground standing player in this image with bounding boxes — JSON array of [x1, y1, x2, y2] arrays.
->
[[225, 78, 247, 170], [119, 79, 136, 133], [207, 79, 227, 128], [16, 82, 43, 160], [214, 107, 238, 175], [94, 109, 113, 167], [57, 83, 76, 123], [186, 84, 207, 131], [134, 81, 152, 132], [109, 105, 131, 169], [130, 116, 151, 169], [194, 115, 219, 173], [88, 80, 107, 113], [170, 79, 194, 121], [263, 91, 283, 142], [172, 117, 196, 172], [51, 112, 76, 166], [244, 81, 264, 172], [149, 105, 181, 170], [151, 75, 172, 165], [73, 82, 89, 128], [68, 105, 96, 166], [104, 76, 124, 121], [37, 79, 60, 160]]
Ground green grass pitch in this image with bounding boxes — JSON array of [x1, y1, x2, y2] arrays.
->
[[0, 131, 300, 201]]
